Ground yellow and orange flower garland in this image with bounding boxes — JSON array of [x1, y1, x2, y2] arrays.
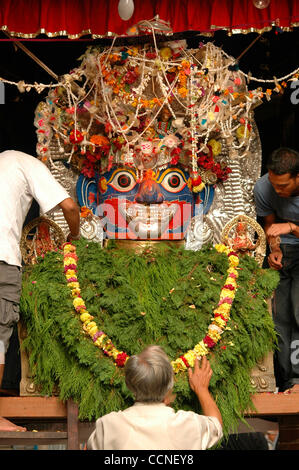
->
[[63, 242, 129, 367], [171, 243, 239, 372], [63, 242, 239, 372]]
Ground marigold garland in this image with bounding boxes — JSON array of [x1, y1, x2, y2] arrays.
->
[[63, 242, 129, 367], [63, 242, 239, 372], [171, 244, 239, 372]]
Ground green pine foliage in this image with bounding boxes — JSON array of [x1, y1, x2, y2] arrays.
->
[[20, 240, 279, 435]]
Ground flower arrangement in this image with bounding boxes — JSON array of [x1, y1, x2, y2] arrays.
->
[[63, 242, 130, 367], [80, 206, 93, 218], [21, 239, 279, 431], [171, 243, 239, 372], [63, 241, 239, 372], [34, 40, 264, 186]]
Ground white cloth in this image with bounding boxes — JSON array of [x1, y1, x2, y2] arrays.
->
[[0, 150, 69, 266], [87, 402, 223, 450]]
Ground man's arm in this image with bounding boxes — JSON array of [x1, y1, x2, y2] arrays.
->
[[263, 214, 283, 270], [266, 220, 299, 238], [253, 180, 284, 269], [59, 197, 81, 241], [188, 356, 223, 427]]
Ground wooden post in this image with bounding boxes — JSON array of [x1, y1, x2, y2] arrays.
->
[[249, 387, 299, 450], [67, 399, 79, 450], [278, 415, 299, 450]]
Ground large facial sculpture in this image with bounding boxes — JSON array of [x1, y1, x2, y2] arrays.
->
[[34, 36, 264, 247], [77, 164, 214, 240], [31, 24, 272, 397], [75, 101, 218, 240]]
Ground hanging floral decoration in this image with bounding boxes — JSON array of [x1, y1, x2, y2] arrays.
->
[[27, 45, 240, 189], [32, 31, 299, 193], [63, 242, 130, 366], [172, 243, 239, 372], [63, 241, 239, 371]]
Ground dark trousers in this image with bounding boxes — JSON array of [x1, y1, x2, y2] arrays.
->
[[0, 262, 22, 359], [273, 244, 299, 391]]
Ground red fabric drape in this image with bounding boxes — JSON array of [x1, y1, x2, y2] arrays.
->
[[0, 0, 298, 38]]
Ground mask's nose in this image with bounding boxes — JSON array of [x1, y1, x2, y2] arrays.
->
[[135, 171, 164, 204]]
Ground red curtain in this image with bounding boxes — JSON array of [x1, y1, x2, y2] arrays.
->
[[0, 0, 298, 38]]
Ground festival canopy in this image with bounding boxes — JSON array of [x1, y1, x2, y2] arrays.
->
[[0, 0, 298, 39]]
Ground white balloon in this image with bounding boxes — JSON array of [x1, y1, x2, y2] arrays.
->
[[252, 0, 270, 9], [118, 0, 134, 21]]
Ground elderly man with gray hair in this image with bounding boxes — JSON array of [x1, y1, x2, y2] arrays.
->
[[87, 345, 223, 450]]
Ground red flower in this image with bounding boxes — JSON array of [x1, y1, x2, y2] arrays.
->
[[191, 172, 202, 186], [223, 284, 235, 291], [123, 69, 138, 85], [105, 122, 113, 134], [228, 251, 238, 257], [81, 160, 95, 178], [116, 352, 129, 367], [166, 72, 176, 83], [171, 156, 180, 165], [112, 138, 124, 150], [146, 52, 157, 59], [69, 130, 84, 144], [180, 355, 190, 368], [64, 264, 77, 272], [86, 151, 97, 163], [170, 153, 180, 165], [197, 149, 231, 183], [197, 155, 214, 170], [171, 147, 181, 156], [214, 313, 228, 322], [203, 335, 216, 348], [101, 144, 110, 157]]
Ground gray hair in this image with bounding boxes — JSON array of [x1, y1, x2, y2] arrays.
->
[[125, 345, 174, 403]]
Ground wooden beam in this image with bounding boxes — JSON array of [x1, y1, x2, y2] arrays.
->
[[0, 397, 67, 418], [249, 391, 299, 416], [2, 393, 299, 419], [0, 431, 68, 446]]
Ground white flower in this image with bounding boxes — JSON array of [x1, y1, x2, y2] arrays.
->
[[162, 134, 179, 149]]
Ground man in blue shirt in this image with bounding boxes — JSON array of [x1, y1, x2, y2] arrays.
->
[[254, 147, 299, 392]]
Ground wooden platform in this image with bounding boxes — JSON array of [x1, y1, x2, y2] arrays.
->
[[248, 387, 299, 450], [250, 390, 299, 416], [0, 390, 299, 450], [0, 396, 67, 418], [0, 397, 82, 449]]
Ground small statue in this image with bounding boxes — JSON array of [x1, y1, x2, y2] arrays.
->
[[227, 221, 257, 254], [21, 217, 66, 265], [155, 107, 174, 137], [134, 139, 158, 169], [221, 215, 266, 267], [35, 221, 54, 256]]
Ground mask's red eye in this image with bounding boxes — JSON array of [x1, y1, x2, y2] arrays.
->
[[109, 171, 137, 192], [161, 171, 186, 193], [168, 174, 181, 188], [118, 174, 131, 188]]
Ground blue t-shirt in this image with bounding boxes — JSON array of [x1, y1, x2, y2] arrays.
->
[[254, 173, 299, 245]]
